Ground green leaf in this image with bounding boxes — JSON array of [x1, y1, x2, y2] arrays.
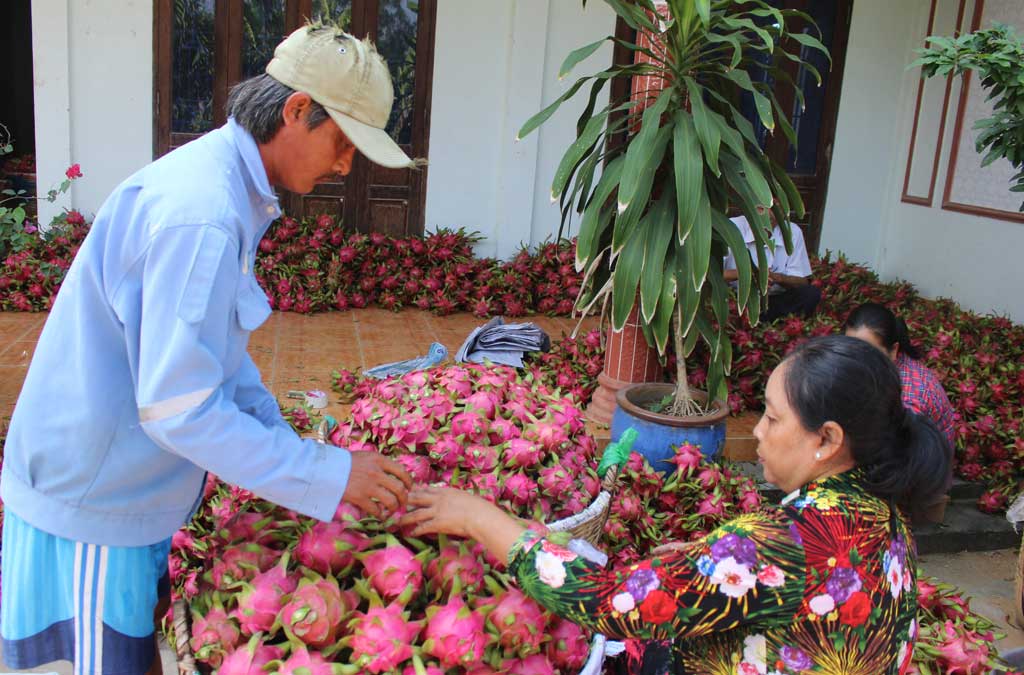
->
[[706, 33, 743, 69], [788, 32, 832, 66], [675, 261, 701, 346], [602, 0, 658, 32], [576, 158, 624, 266], [612, 125, 672, 253], [711, 210, 752, 311], [721, 17, 774, 53], [518, 76, 596, 140], [672, 110, 703, 246], [684, 77, 721, 176], [611, 215, 650, 330], [559, 38, 609, 79], [650, 249, 677, 353], [769, 157, 805, 219], [551, 111, 609, 200], [695, 0, 710, 28], [723, 70, 774, 131], [739, 150, 774, 210], [640, 187, 675, 323], [687, 187, 712, 293], [618, 89, 673, 214]]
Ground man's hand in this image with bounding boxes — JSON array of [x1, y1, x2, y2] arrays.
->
[[341, 452, 413, 519]]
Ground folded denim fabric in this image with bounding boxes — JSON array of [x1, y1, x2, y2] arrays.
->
[[364, 341, 448, 379], [455, 317, 551, 367]]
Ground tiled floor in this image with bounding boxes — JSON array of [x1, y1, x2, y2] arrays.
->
[[0, 309, 597, 427]]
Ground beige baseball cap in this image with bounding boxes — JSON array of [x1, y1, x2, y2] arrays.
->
[[266, 24, 415, 169]]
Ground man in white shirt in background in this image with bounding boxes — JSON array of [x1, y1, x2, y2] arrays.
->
[[724, 214, 821, 322]]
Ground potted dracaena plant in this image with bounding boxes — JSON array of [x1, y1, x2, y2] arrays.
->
[[517, 0, 829, 468]]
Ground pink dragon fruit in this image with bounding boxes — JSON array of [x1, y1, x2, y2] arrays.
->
[[395, 453, 436, 484], [426, 542, 486, 595], [190, 605, 241, 667], [275, 646, 337, 675], [501, 473, 539, 507], [232, 554, 298, 635], [612, 492, 644, 520], [209, 543, 277, 589], [387, 413, 432, 450], [464, 444, 499, 472], [423, 597, 488, 669], [547, 618, 590, 670], [277, 573, 354, 649], [450, 410, 490, 442], [667, 443, 703, 477], [295, 521, 369, 576], [504, 439, 544, 469], [502, 655, 557, 675], [219, 511, 278, 545], [348, 603, 422, 674], [430, 435, 465, 470], [524, 421, 570, 452], [360, 538, 424, 601], [936, 620, 991, 674], [486, 588, 548, 653], [217, 635, 285, 675], [488, 417, 521, 444], [538, 465, 575, 496], [464, 390, 501, 419]]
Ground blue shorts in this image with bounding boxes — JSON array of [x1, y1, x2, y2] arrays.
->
[[1, 509, 171, 674]]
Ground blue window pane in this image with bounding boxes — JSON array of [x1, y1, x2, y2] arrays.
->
[[786, 1, 838, 174], [377, 0, 418, 145], [242, 1, 287, 81], [172, 0, 215, 133]]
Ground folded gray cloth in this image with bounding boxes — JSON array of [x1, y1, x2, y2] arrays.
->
[[455, 317, 551, 367]]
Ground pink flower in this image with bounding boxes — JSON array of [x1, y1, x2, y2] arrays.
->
[[809, 593, 835, 616], [65, 163, 83, 179], [756, 564, 785, 588]]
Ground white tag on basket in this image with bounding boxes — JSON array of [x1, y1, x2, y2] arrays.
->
[[568, 538, 609, 567], [578, 634, 607, 675]]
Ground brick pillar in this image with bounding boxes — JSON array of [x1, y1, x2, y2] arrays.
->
[[586, 302, 663, 425], [587, 3, 670, 426]]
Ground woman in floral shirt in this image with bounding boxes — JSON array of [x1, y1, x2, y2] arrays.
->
[[402, 336, 952, 674]]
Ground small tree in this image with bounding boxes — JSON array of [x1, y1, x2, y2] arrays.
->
[[913, 23, 1024, 210]]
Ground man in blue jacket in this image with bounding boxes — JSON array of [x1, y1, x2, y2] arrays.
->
[[0, 25, 414, 674]]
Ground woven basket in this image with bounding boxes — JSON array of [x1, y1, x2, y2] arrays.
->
[[174, 456, 623, 672]]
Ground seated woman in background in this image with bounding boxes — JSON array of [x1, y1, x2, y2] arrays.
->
[[844, 302, 956, 448], [403, 336, 952, 674]]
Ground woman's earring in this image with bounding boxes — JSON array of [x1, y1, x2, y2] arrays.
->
[[814, 452, 822, 460]]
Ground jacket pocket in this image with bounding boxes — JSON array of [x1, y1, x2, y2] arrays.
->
[[235, 277, 272, 332]]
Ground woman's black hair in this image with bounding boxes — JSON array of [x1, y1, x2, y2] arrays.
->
[[843, 302, 921, 359], [782, 335, 951, 518]]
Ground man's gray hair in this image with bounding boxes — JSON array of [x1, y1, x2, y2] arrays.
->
[[226, 74, 331, 143]]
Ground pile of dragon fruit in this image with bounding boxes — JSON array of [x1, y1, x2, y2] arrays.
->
[[169, 363, 602, 672]]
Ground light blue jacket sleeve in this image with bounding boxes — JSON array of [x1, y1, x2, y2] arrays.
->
[[234, 352, 292, 432], [134, 224, 349, 521]]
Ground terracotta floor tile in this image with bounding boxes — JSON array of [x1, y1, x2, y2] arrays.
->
[[0, 342, 37, 367]]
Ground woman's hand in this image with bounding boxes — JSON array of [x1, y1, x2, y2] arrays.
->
[[400, 485, 491, 538], [401, 485, 528, 563], [650, 540, 699, 557]]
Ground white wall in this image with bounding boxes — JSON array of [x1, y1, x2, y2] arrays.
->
[[32, 0, 152, 224], [425, 0, 616, 258], [822, 0, 1024, 322]]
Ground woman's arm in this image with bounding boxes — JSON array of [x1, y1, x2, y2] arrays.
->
[[403, 488, 806, 642]]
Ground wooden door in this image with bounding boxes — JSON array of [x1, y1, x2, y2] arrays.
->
[[742, 0, 854, 253], [154, 0, 435, 236]]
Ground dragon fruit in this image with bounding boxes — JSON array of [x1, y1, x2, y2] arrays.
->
[[538, 465, 575, 496], [360, 537, 425, 601], [464, 444, 499, 472], [935, 620, 991, 674], [488, 417, 520, 444], [504, 439, 543, 469], [426, 541, 486, 595], [190, 605, 241, 667], [501, 473, 539, 507], [502, 655, 557, 675], [464, 390, 501, 418], [208, 543, 277, 590], [486, 588, 548, 653], [547, 618, 590, 670], [422, 596, 488, 669], [348, 603, 422, 674], [295, 521, 369, 576], [450, 410, 489, 442], [277, 573, 353, 648], [395, 453, 436, 484], [232, 554, 298, 635], [274, 646, 337, 675], [218, 635, 285, 675], [524, 421, 570, 452]]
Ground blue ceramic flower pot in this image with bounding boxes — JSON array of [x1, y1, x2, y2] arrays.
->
[[610, 383, 728, 474]]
